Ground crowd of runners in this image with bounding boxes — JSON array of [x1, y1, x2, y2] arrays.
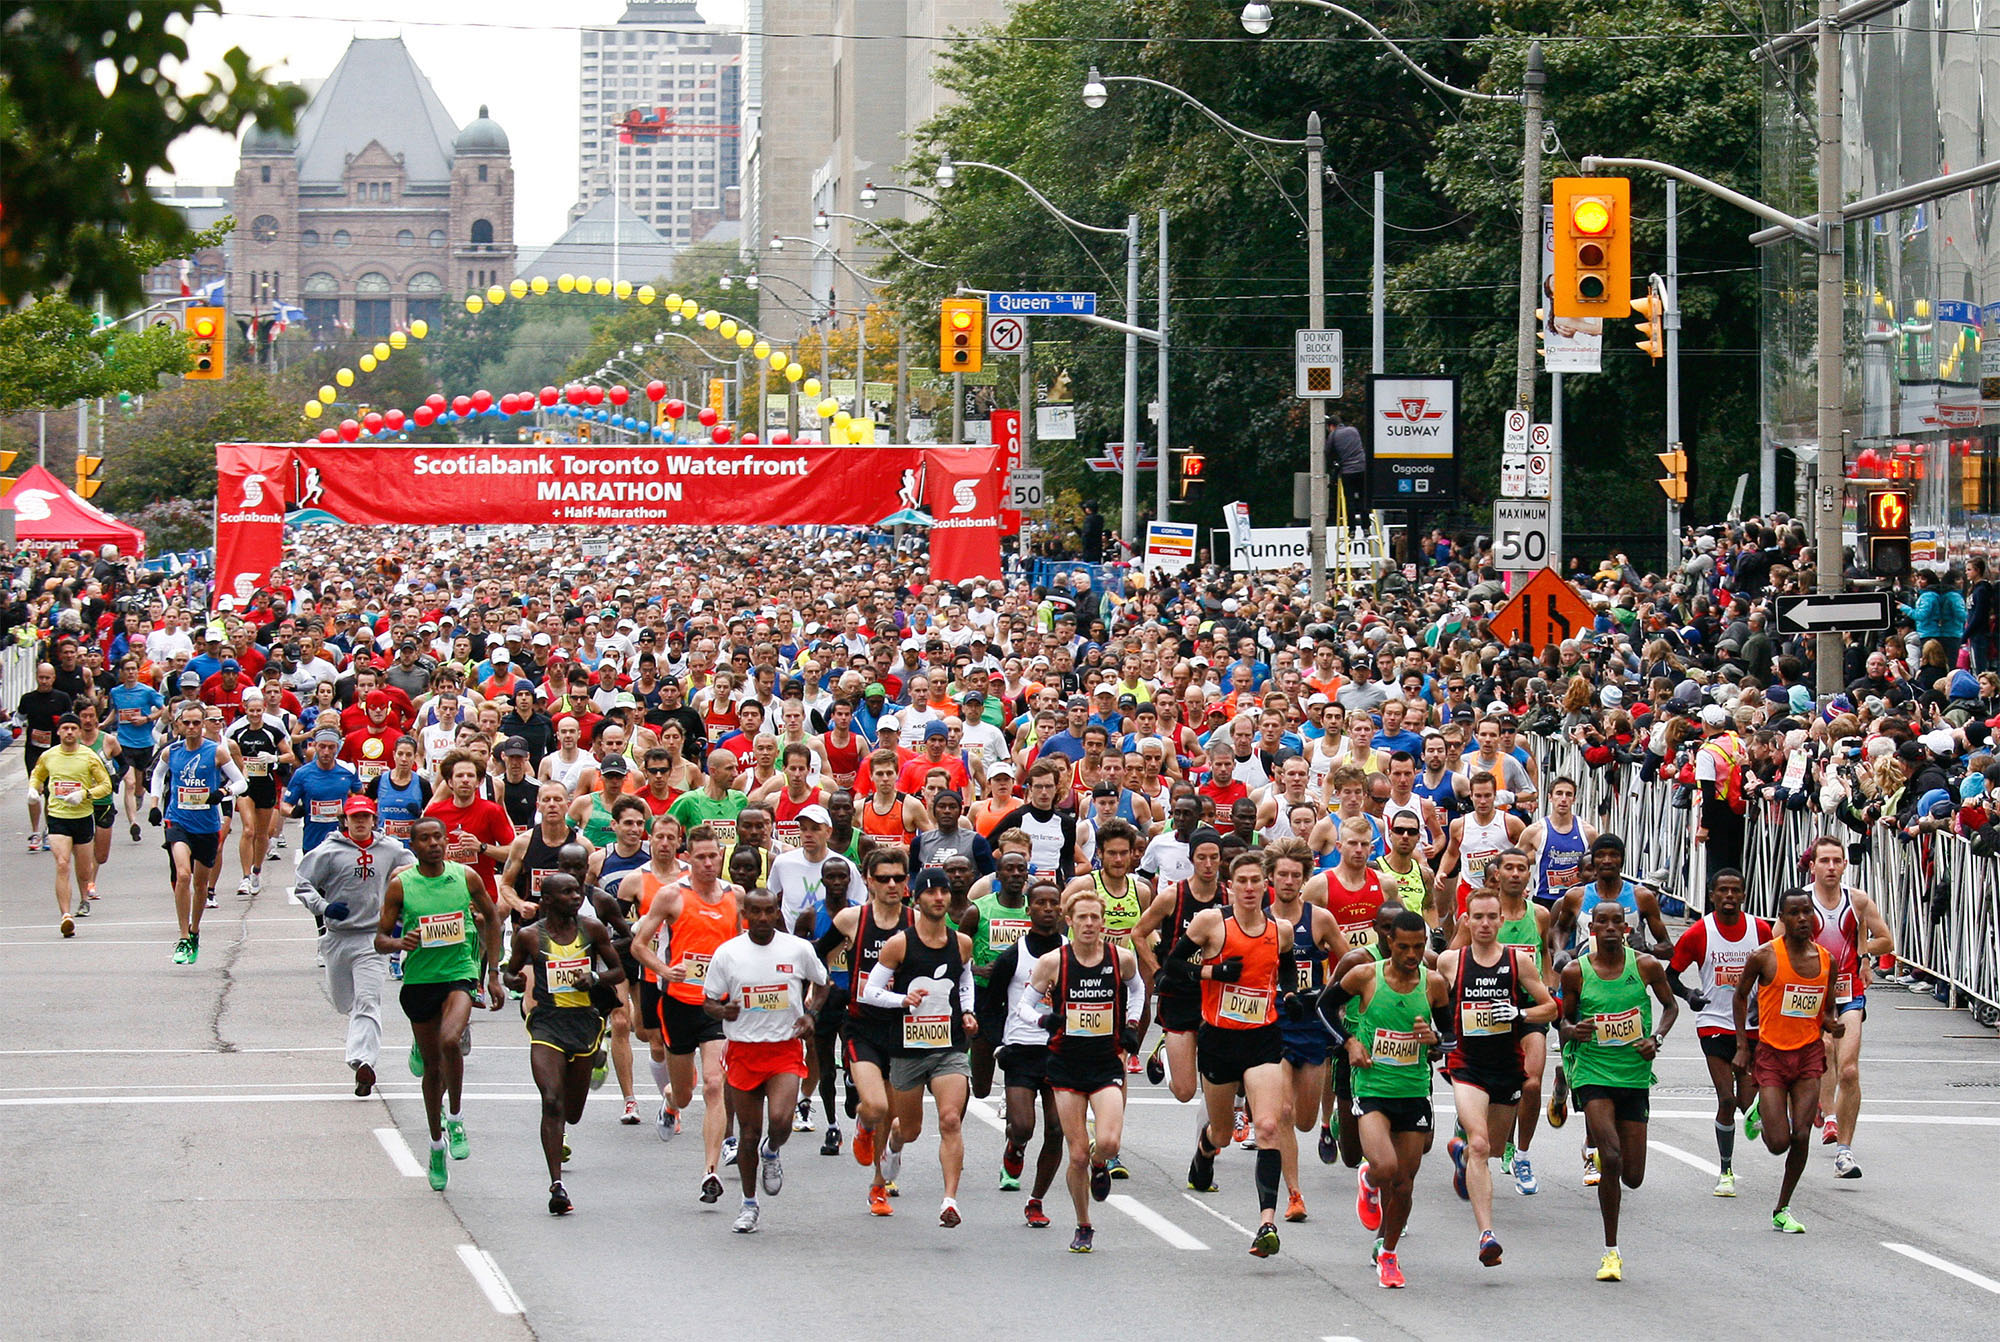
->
[[8, 512, 1993, 1282]]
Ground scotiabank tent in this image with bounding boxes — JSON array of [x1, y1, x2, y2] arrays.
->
[[2, 465, 147, 555]]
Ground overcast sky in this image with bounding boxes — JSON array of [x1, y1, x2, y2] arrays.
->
[[157, 0, 746, 249]]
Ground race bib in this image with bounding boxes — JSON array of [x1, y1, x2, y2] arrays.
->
[[546, 955, 589, 992], [358, 760, 386, 780], [1065, 1004, 1113, 1037], [1546, 867, 1580, 891], [384, 819, 412, 839], [828, 944, 849, 973], [1217, 983, 1273, 1026], [118, 708, 145, 725], [1460, 999, 1510, 1037], [177, 784, 210, 810], [530, 868, 549, 896], [708, 819, 737, 845], [902, 1006, 953, 1049], [29, 728, 51, 747], [1781, 984, 1825, 1018], [679, 952, 711, 985], [418, 911, 466, 947], [1296, 958, 1318, 992], [309, 798, 341, 824], [743, 982, 791, 1012], [1343, 923, 1377, 950], [774, 821, 801, 845], [1834, 973, 1854, 1005], [1592, 1008, 1643, 1046], [1371, 1027, 1423, 1066], [51, 778, 85, 804], [1714, 958, 1745, 988], [987, 918, 1030, 948], [245, 757, 272, 777]]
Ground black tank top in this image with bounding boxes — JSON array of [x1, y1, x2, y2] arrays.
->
[[232, 724, 286, 782], [848, 904, 913, 1038], [522, 825, 576, 906], [1157, 881, 1219, 996], [496, 776, 539, 828], [1050, 944, 1123, 1061], [891, 920, 967, 1054], [1446, 945, 1525, 1072]]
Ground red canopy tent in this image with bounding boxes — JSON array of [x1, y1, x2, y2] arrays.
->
[[1, 465, 146, 555]]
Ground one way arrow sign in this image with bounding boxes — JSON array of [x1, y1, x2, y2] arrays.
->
[[1774, 592, 1892, 636]]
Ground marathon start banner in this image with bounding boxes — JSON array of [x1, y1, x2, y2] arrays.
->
[[214, 442, 1002, 602]]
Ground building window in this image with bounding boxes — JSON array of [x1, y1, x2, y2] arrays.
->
[[478, 164, 488, 183], [301, 230, 320, 246], [260, 165, 271, 184], [397, 229, 415, 247], [428, 228, 446, 249], [470, 218, 494, 245], [332, 229, 351, 248]]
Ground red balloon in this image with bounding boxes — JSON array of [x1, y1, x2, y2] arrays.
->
[[565, 384, 586, 406], [663, 398, 686, 420], [425, 393, 447, 411], [412, 404, 436, 427], [646, 380, 667, 403], [741, 432, 759, 445], [499, 393, 519, 414], [584, 385, 605, 406], [608, 384, 630, 406], [697, 406, 719, 427], [712, 425, 733, 444], [470, 390, 493, 413], [451, 395, 472, 416], [338, 418, 360, 442], [384, 409, 406, 431], [318, 428, 339, 444], [769, 430, 790, 445], [362, 412, 384, 433], [540, 385, 559, 407]]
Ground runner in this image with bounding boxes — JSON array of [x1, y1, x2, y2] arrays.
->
[[1802, 834, 1893, 1178], [977, 877, 1067, 1225], [1668, 867, 1771, 1195], [75, 701, 119, 903], [294, 795, 412, 1095], [794, 848, 856, 1155], [1132, 826, 1225, 1101], [498, 781, 584, 922], [1479, 848, 1554, 1194], [14, 661, 71, 852], [30, 713, 113, 937], [1558, 900, 1680, 1281], [1061, 817, 1149, 1094], [146, 702, 248, 962], [814, 844, 913, 1215], [1435, 771, 1524, 925], [1266, 836, 1343, 1221], [376, 815, 507, 1191], [961, 840, 1033, 1119], [1736, 887, 1843, 1234], [108, 655, 165, 842], [1520, 776, 1595, 908], [701, 887, 830, 1233], [223, 690, 291, 897]]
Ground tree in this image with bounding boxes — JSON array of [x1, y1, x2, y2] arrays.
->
[[96, 371, 306, 510], [0, 1, 304, 307], [0, 296, 192, 414]]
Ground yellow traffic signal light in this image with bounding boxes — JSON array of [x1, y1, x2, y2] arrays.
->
[[1632, 279, 1665, 361], [1657, 448, 1687, 504], [1551, 177, 1631, 319], [76, 454, 104, 500], [185, 305, 225, 380], [1867, 488, 1911, 576], [0, 449, 17, 496], [940, 298, 983, 374]]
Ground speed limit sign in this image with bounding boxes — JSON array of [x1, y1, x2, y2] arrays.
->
[[1492, 499, 1551, 574]]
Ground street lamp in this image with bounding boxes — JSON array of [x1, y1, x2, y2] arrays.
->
[[935, 155, 957, 189], [814, 210, 830, 232], [820, 209, 945, 271], [1081, 67, 1109, 109], [859, 182, 877, 208], [1240, 3, 1274, 34]]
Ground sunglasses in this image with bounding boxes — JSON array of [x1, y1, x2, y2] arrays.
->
[[1390, 826, 1421, 837], [872, 871, 909, 884]]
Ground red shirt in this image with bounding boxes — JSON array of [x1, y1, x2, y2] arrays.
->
[[198, 674, 248, 723], [341, 726, 401, 782], [1197, 778, 1250, 813], [424, 793, 515, 892], [899, 753, 969, 795]]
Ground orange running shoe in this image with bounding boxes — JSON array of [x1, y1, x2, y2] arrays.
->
[[868, 1182, 894, 1216], [854, 1123, 876, 1168], [1285, 1189, 1308, 1223]]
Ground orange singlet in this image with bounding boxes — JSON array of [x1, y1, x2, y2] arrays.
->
[[665, 881, 740, 1005], [1200, 912, 1280, 1029], [860, 794, 914, 846], [1756, 937, 1831, 1052]]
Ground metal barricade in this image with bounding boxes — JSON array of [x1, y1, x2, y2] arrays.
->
[[1, 643, 36, 718]]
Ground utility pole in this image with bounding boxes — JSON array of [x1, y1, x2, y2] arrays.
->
[[1372, 170, 1385, 376], [1120, 212, 1141, 547], [1514, 42, 1546, 412], [1812, 0, 1846, 698], [895, 322, 908, 442], [1306, 112, 1328, 603], [1665, 181, 1684, 570], [1156, 206, 1170, 523]]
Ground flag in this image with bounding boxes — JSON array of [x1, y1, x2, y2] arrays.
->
[[195, 277, 225, 305], [178, 259, 192, 297], [272, 300, 303, 334]]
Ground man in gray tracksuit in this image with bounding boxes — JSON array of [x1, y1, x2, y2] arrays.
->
[[295, 794, 413, 1095]]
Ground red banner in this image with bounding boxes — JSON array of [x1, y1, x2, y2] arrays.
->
[[213, 443, 1002, 601]]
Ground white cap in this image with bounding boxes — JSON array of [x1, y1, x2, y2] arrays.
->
[[1700, 704, 1729, 727], [878, 715, 900, 732], [1921, 728, 1957, 755], [796, 804, 832, 826]]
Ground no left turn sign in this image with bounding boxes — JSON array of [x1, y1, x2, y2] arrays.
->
[[987, 315, 1028, 355]]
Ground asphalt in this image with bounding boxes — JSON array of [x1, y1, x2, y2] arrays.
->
[[5, 758, 1997, 1341]]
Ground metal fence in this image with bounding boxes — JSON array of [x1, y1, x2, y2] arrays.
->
[[1, 643, 36, 718], [1537, 737, 1998, 1012]]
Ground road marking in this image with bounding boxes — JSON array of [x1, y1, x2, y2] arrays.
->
[[1106, 1194, 1207, 1250], [374, 1126, 423, 1177], [965, 1097, 1007, 1134], [0, 1091, 547, 1106], [1881, 1242, 2000, 1295], [1649, 1140, 1718, 1177], [0, 936, 318, 946], [1180, 1192, 1257, 1239], [0, 1046, 346, 1056], [455, 1244, 524, 1315]]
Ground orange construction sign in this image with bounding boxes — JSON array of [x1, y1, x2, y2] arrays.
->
[[1487, 567, 1595, 653]]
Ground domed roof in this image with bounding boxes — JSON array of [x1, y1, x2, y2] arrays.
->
[[454, 105, 509, 156], [243, 120, 298, 155]]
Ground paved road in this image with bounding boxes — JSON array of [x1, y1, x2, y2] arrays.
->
[[5, 764, 1997, 1340]]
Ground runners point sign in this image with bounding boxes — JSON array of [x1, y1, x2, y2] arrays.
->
[[214, 442, 1002, 601]]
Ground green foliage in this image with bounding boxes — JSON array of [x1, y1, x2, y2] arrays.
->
[[97, 370, 306, 510], [124, 497, 213, 554], [0, 298, 192, 413], [0, 1, 304, 307]]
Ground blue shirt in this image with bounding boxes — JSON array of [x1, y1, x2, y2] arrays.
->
[[160, 739, 225, 834], [108, 682, 166, 750], [284, 760, 359, 853], [1372, 730, 1424, 757], [187, 653, 224, 683]]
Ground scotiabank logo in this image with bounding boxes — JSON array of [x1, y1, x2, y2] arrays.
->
[[950, 478, 979, 515], [240, 473, 268, 507], [218, 468, 283, 524]]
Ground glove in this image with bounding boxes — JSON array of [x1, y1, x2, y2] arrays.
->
[[1486, 998, 1520, 1025], [1209, 956, 1244, 984], [147, 805, 162, 827], [207, 789, 228, 807], [1157, 958, 1199, 993], [323, 901, 350, 923], [1281, 991, 1313, 1022], [1120, 1026, 1142, 1056], [1036, 1010, 1058, 1034], [1686, 989, 1710, 1012]]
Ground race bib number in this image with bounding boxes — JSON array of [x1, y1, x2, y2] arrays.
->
[[774, 821, 801, 845], [177, 784, 211, 810], [1460, 999, 1510, 1037], [708, 819, 737, 845], [1592, 1008, 1643, 1046], [245, 756, 272, 777], [118, 708, 145, 725], [1714, 958, 1745, 989], [309, 798, 341, 824], [743, 982, 791, 1012], [987, 918, 1030, 949], [418, 911, 466, 947], [1065, 1004, 1113, 1037], [358, 760, 386, 780], [1216, 983, 1273, 1026], [1545, 866, 1580, 891], [530, 868, 549, 896], [1781, 984, 1825, 1018], [1371, 1028, 1423, 1066], [1465, 852, 1493, 884], [51, 778, 85, 804], [902, 1007, 953, 1049], [29, 728, 51, 748], [1343, 923, 1377, 950], [1296, 958, 1318, 992], [546, 955, 590, 992], [1834, 973, 1854, 1005], [679, 952, 711, 985], [383, 819, 412, 839], [828, 944, 849, 973]]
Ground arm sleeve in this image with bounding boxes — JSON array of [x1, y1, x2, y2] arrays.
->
[[149, 752, 171, 799], [1122, 957, 1146, 1026], [812, 923, 847, 963], [859, 960, 906, 1011], [1013, 975, 1052, 1029], [958, 958, 976, 1008], [219, 758, 247, 796]]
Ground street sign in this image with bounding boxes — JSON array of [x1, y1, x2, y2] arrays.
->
[[1008, 468, 1045, 510], [1774, 592, 1893, 636], [1367, 375, 1458, 506], [1143, 521, 1199, 569], [988, 291, 1096, 316], [1492, 500, 1552, 573], [1294, 329, 1344, 399], [1526, 449, 1551, 499], [1035, 404, 1076, 440], [1487, 566, 1594, 652], [1501, 454, 1528, 498], [987, 315, 1028, 355], [1503, 408, 1530, 453]]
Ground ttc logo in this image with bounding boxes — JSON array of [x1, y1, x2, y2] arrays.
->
[[1383, 398, 1444, 423]]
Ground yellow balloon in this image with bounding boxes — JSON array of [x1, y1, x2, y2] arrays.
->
[[784, 363, 804, 383], [464, 295, 484, 314], [637, 284, 657, 306], [389, 331, 407, 350], [681, 300, 699, 320], [753, 341, 771, 360], [614, 279, 633, 300], [557, 274, 576, 294], [665, 292, 683, 309], [335, 367, 355, 387], [769, 351, 788, 370], [817, 398, 839, 418], [303, 401, 323, 419], [485, 285, 505, 305], [719, 319, 739, 339], [736, 330, 754, 349], [508, 278, 527, 300], [358, 354, 377, 373], [576, 274, 596, 293], [593, 278, 613, 296], [702, 311, 721, 330], [318, 384, 337, 404], [803, 378, 822, 399], [530, 275, 550, 295], [409, 319, 428, 339], [372, 341, 391, 361], [833, 411, 851, 427]]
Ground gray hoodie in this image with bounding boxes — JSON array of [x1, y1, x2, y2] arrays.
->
[[295, 831, 414, 936]]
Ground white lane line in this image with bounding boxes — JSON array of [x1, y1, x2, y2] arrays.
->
[[1881, 1242, 2000, 1295], [1650, 1110, 2000, 1127], [965, 1097, 1007, 1134], [0, 1091, 547, 1106], [0, 936, 318, 946], [1180, 1192, 1256, 1239], [374, 1126, 424, 1177], [0, 1046, 345, 1056], [1106, 1194, 1208, 1250], [455, 1244, 525, 1315], [1649, 1140, 1719, 1178]]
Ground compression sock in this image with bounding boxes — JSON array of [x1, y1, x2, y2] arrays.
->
[[1255, 1147, 1281, 1213], [1715, 1121, 1735, 1168], [650, 1059, 671, 1094]]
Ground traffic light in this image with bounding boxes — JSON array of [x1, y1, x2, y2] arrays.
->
[[1657, 448, 1687, 504], [1632, 277, 1666, 361], [0, 448, 17, 496], [76, 453, 103, 500], [1867, 488, 1911, 576], [185, 306, 225, 380], [1179, 450, 1206, 499], [1551, 177, 1631, 319], [939, 298, 983, 374]]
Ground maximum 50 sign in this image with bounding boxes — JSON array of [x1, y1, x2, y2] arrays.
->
[[1492, 499, 1551, 573]]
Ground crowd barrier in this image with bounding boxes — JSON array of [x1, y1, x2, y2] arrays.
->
[[1028, 559, 1131, 603], [1, 643, 36, 718], [1536, 738, 1998, 1013]]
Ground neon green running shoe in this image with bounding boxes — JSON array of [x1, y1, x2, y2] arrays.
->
[[1501, 1140, 1517, 1167], [1713, 1170, 1737, 1197], [1743, 1095, 1762, 1141], [171, 937, 191, 964], [428, 1146, 448, 1191], [409, 1041, 424, 1078], [1772, 1206, 1806, 1234], [446, 1117, 469, 1161]]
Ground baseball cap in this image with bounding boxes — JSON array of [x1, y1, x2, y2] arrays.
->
[[988, 760, 1017, 778], [342, 795, 377, 816], [923, 721, 950, 739], [1117, 693, 1138, 708], [179, 671, 201, 687], [598, 754, 630, 775], [797, 804, 832, 826], [533, 632, 552, 646], [1921, 728, 1957, 756], [1700, 705, 1730, 727], [878, 715, 901, 732], [863, 682, 887, 698], [500, 736, 532, 756], [1067, 694, 1089, 708], [220, 658, 240, 673], [960, 689, 985, 703]]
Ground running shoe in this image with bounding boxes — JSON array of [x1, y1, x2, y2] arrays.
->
[[1317, 1122, 1339, 1165], [720, 1135, 739, 1167], [388, 953, 402, 982], [1547, 1066, 1570, 1128], [236, 876, 254, 899], [1743, 1095, 1762, 1140], [1069, 1224, 1095, 1253], [185, 933, 199, 962], [1833, 1147, 1862, 1179], [656, 1104, 680, 1142], [853, 1124, 875, 1168], [1582, 1149, 1600, 1187], [732, 1202, 760, 1233], [204, 892, 217, 910], [26, 832, 41, 853], [589, 1058, 607, 1090], [1479, 1230, 1503, 1267], [820, 1125, 841, 1157], [1187, 1139, 1217, 1193], [561, 1143, 571, 1165], [1233, 1108, 1253, 1149], [1713, 1169, 1737, 1197], [794, 1100, 815, 1133], [620, 1098, 640, 1125], [459, 1023, 472, 1056], [249, 870, 262, 895], [1355, 1162, 1383, 1231], [427, 1145, 448, 1191], [1124, 1053, 1140, 1075], [1089, 1161, 1112, 1203], [1145, 1035, 1167, 1085], [1820, 1115, 1838, 1145], [1501, 1139, 1516, 1167], [868, 1183, 893, 1216], [1002, 1139, 1025, 1180], [171, 936, 189, 964], [1371, 1236, 1384, 1265], [353, 1063, 376, 1097], [60, 915, 74, 938], [939, 1198, 961, 1228], [1449, 1137, 1469, 1201], [760, 1144, 784, 1195], [699, 1171, 724, 1204], [446, 1118, 469, 1160], [1285, 1189, 1308, 1223], [75, 896, 90, 917], [129, 822, 140, 843], [549, 1182, 573, 1216], [878, 1141, 902, 1186], [1376, 1249, 1405, 1288], [409, 1042, 424, 1078], [1596, 1248, 1622, 1281], [1024, 1198, 1051, 1228], [1106, 1154, 1128, 1180], [883, 1179, 897, 1196], [1249, 1224, 1281, 1258], [1772, 1206, 1806, 1233], [1513, 1154, 1539, 1196], [998, 1172, 1020, 1192]]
